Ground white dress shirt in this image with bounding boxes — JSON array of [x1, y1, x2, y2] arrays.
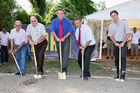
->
[[75, 24, 96, 46], [9, 28, 26, 45], [0, 31, 9, 46], [26, 23, 46, 42], [131, 32, 140, 44]]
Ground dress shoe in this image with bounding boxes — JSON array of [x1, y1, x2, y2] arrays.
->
[[22, 73, 26, 76], [106, 57, 109, 59], [83, 77, 88, 80], [15, 72, 20, 75], [130, 57, 134, 59]]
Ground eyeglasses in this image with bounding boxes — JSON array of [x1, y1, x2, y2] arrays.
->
[[16, 25, 21, 27], [75, 21, 81, 25], [31, 20, 36, 22]]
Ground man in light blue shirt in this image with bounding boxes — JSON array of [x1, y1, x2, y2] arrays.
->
[[108, 10, 131, 81]]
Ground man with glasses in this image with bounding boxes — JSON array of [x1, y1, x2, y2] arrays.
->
[[74, 17, 96, 80], [26, 16, 47, 76], [50, 9, 74, 73], [9, 20, 27, 76]]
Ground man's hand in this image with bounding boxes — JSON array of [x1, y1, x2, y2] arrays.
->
[[7, 45, 9, 49], [119, 42, 124, 47], [61, 38, 65, 42], [13, 49, 18, 54], [9, 49, 13, 54], [56, 37, 60, 42], [29, 40, 34, 46], [81, 48, 85, 55], [115, 42, 120, 47], [33, 41, 38, 45], [79, 46, 83, 49]]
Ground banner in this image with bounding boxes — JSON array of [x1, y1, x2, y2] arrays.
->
[[23, 24, 97, 59], [44, 25, 79, 59]]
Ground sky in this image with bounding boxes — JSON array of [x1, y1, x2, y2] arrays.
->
[[16, 0, 130, 14]]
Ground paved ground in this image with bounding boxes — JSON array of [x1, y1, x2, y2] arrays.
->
[[0, 73, 140, 93]]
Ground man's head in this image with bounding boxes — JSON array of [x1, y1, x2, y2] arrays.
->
[[14, 20, 22, 31], [133, 27, 137, 33], [57, 8, 65, 21], [110, 10, 119, 22], [2, 26, 6, 33], [30, 16, 38, 27], [74, 17, 82, 28]]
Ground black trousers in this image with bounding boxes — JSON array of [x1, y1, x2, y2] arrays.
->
[[34, 39, 47, 74], [1, 45, 8, 63], [56, 37, 70, 72], [114, 42, 127, 75], [78, 45, 95, 77]]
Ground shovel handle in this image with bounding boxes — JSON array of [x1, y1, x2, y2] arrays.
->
[[82, 53, 84, 80], [59, 41, 63, 72], [32, 45, 38, 74], [119, 47, 121, 79], [12, 53, 22, 76]]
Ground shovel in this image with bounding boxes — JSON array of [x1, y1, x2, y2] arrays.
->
[[58, 41, 66, 79], [12, 53, 22, 76], [119, 47, 121, 80], [82, 53, 84, 80], [32, 45, 42, 79]]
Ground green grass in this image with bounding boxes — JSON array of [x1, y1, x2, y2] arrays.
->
[[0, 60, 140, 77], [0, 60, 115, 76]]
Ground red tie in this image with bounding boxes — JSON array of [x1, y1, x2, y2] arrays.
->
[[78, 29, 82, 46], [59, 21, 63, 39]]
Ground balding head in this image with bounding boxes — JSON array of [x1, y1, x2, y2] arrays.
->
[[30, 16, 38, 27]]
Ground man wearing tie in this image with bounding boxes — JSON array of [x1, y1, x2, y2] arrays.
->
[[50, 9, 74, 73], [74, 17, 96, 80]]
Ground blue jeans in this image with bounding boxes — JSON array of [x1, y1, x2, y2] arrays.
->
[[1, 45, 8, 63], [14, 44, 27, 73], [27, 44, 32, 61]]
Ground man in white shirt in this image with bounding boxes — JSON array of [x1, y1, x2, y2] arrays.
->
[[74, 17, 96, 80], [26, 16, 47, 76], [0, 27, 9, 64], [130, 27, 140, 60], [9, 20, 27, 76]]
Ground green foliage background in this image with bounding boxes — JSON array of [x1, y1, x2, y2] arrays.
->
[[0, 0, 106, 31]]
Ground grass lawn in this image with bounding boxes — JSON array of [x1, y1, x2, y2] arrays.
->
[[0, 59, 140, 78]]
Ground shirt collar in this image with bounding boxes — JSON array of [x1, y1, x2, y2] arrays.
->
[[57, 17, 65, 22], [113, 19, 121, 25], [15, 28, 21, 32], [79, 24, 84, 30]]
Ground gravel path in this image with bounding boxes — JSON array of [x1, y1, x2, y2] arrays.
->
[[0, 73, 140, 93]]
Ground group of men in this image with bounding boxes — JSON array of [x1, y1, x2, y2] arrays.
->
[[0, 8, 133, 81]]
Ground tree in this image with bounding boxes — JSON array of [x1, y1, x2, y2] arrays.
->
[[0, 0, 17, 31], [29, 0, 47, 18], [45, 3, 59, 25], [69, 0, 97, 17], [45, 0, 53, 15], [95, 1, 106, 11], [45, 0, 97, 24], [59, 0, 81, 23], [15, 9, 30, 24]]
